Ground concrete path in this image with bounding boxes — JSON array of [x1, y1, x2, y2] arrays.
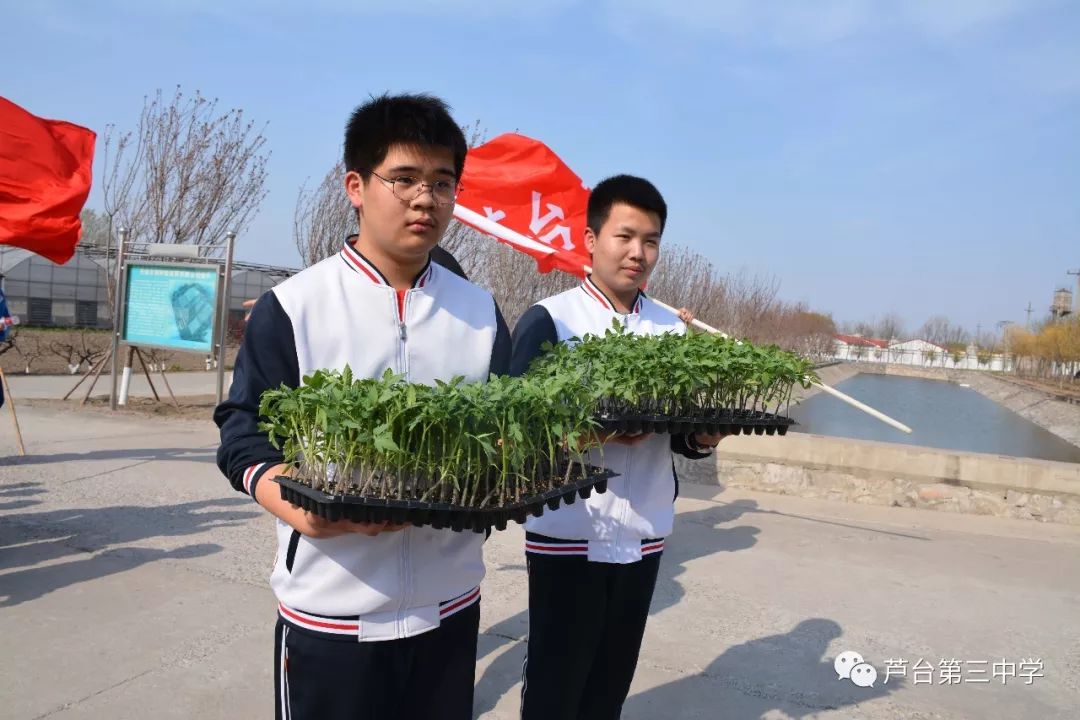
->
[[1, 404, 1078, 719]]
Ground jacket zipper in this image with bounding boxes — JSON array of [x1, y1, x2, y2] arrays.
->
[[397, 288, 412, 633], [615, 311, 634, 554], [398, 290, 410, 379]]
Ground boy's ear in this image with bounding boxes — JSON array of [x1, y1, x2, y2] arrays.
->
[[344, 171, 365, 211], [584, 226, 597, 254]]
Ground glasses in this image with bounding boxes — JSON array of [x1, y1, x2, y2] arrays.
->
[[368, 170, 460, 207]]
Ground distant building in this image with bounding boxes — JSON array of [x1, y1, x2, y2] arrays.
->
[[0, 246, 110, 327], [0, 244, 297, 333], [832, 335, 1010, 372], [833, 334, 889, 362], [886, 338, 950, 366]]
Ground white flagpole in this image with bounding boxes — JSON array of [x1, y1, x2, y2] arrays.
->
[[453, 205, 913, 434]]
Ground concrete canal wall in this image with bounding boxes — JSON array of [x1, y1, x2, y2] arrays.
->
[[679, 431, 1080, 526]]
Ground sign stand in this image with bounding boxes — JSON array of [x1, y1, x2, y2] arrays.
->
[[108, 229, 235, 410], [156, 359, 181, 409], [62, 351, 110, 401]]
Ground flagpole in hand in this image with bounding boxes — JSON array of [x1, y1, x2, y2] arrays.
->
[[0, 367, 26, 455], [454, 205, 913, 435]]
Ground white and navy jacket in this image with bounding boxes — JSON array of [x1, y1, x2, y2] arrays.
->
[[215, 242, 509, 641], [509, 277, 711, 564]]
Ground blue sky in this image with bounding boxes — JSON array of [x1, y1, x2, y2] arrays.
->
[[4, 0, 1078, 335]]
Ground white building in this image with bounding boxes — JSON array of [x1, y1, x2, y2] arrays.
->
[[833, 334, 889, 363], [832, 335, 1011, 372], [886, 339, 951, 366]]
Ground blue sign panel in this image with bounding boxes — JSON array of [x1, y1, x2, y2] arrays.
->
[[122, 263, 220, 353]]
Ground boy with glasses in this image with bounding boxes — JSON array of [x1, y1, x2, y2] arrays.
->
[[215, 93, 509, 720]]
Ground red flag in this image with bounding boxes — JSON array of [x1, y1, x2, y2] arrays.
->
[[454, 133, 591, 277], [0, 97, 96, 264]]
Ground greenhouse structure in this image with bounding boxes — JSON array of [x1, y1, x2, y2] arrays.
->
[[0, 244, 296, 334]]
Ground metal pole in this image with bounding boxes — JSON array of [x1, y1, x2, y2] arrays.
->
[[159, 366, 180, 409], [216, 231, 236, 405], [109, 228, 129, 410], [134, 347, 160, 402], [81, 345, 113, 405], [62, 352, 108, 400]]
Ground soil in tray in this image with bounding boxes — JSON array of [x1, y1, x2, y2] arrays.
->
[[596, 411, 795, 436]]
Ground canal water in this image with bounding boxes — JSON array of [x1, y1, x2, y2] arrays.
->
[[789, 373, 1080, 464]]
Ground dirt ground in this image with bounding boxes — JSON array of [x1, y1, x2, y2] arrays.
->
[[23, 395, 220, 422], [0, 327, 240, 376]]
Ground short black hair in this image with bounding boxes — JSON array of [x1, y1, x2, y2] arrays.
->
[[587, 174, 667, 233], [343, 93, 467, 179]]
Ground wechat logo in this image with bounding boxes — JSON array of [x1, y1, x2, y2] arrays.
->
[[835, 650, 878, 688]]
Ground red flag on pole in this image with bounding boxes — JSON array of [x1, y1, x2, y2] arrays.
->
[[0, 96, 96, 265], [454, 133, 591, 278]]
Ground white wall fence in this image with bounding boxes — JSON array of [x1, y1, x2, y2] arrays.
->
[[831, 344, 1012, 372]]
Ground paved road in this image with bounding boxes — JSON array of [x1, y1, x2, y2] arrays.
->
[[2, 404, 1078, 719]]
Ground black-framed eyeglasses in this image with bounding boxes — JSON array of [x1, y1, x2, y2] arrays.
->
[[368, 170, 460, 207]]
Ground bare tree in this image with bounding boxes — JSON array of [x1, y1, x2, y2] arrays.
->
[[648, 245, 839, 353], [647, 245, 724, 323], [101, 87, 269, 256], [431, 122, 488, 271], [840, 320, 876, 337], [439, 220, 489, 272], [140, 347, 174, 372], [293, 161, 355, 267], [771, 305, 837, 358], [974, 329, 998, 351], [468, 244, 577, 327], [79, 209, 112, 248], [14, 334, 46, 374], [875, 312, 906, 342], [839, 313, 905, 341], [918, 315, 970, 346], [47, 329, 110, 374], [709, 270, 782, 342]]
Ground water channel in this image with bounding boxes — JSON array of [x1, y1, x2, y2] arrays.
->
[[788, 373, 1080, 464]]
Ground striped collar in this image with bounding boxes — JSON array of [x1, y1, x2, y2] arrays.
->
[[580, 275, 644, 314], [340, 241, 433, 290]]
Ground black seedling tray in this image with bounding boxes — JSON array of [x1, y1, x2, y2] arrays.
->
[[596, 408, 795, 437], [274, 464, 615, 533]]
